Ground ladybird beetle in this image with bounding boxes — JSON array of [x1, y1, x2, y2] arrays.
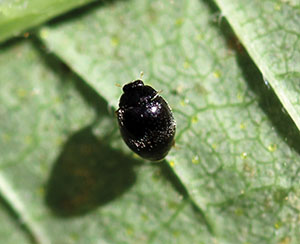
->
[[117, 80, 176, 161]]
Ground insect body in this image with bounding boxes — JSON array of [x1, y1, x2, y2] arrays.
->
[[117, 80, 176, 161]]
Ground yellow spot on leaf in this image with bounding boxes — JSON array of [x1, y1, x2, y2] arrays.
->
[[274, 221, 282, 229], [175, 18, 184, 26], [211, 143, 217, 149], [196, 33, 203, 41], [274, 3, 281, 10], [111, 36, 119, 46], [240, 123, 246, 130], [183, 61, 190, 69], [268, 143, 277, 152], [40, 29, 49, 39], [192, 115, 198, 123], [192, 156, 199, 164], [169, 161, 175, 167], [17, 89, 27, 98], [133, 153, 140, 160], [241, 152, 247, 159], [213, 70, 221, 78], [237, 92, 243, 101]]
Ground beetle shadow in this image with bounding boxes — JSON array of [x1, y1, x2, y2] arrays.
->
[[45, 125, 140, 217], [32, 33, 142, 217], [202, 0, 300, 156]]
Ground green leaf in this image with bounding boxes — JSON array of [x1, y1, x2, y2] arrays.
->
[[39, 0, 300, 243], [0, 40, 215, 243], [214, 0, 300, 131], [0, 0, 94, 43]]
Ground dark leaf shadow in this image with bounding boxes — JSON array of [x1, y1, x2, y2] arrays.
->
[[202, 0, 300, 157], [45, 126, 139, 217], [158, 161, 214, 234], [236, 48, 300, 155], [47, 0, 128, 27], [0, 196, 37, 243], [0, 0, 128, 45]]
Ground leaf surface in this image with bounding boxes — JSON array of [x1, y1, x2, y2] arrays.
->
[[39, 0, 300, 243], [0, 0, 94, 43], [0, 40, 214, 243]]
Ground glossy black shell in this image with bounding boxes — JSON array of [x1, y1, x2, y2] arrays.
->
[[117, 80, 176, 161]]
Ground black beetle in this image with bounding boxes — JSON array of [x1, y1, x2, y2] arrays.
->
[[116, 80, 176, 161]]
